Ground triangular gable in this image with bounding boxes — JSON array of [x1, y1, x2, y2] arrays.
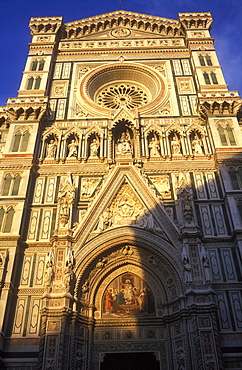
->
[[74, 166, 179, 251], [65, 10, 178, 28], [63, 10, 182, 39]]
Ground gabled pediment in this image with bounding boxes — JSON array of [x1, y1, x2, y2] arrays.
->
[[63, 10, 183, 39], [74, 166, 179, 251]]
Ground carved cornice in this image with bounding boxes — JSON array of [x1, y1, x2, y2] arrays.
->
[[29, 17, 63, 35], [198, 92, 242, 117], [178, 12, 213, 30], [63, 10, 183, 39], [6, 97, 49, 121]]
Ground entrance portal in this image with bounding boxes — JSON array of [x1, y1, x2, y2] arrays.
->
[[100, 352, 160, 370]]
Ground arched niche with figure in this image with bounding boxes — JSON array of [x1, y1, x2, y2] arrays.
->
[[113, 120, 134, 157]]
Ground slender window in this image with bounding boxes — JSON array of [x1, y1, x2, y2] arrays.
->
[[211, 72, 218, 84], [27, 77, 34, 90], [2, 175, 12, 196], [237, 200, 242, 223], [199, 55, 206, 66], [12, 133, 22, 152], [3, 207, 14, 233], [38, 60, 45, 71], [229, 171, 240, 189], [227, 126, 236, 145], [34, 77, 41, 90], [218, 125, 236, 146], [12, 131, 30, 152], [0, 208, 4, 230], [12, 175, 21, 196], [218, 126, 227, 146], [205, 55, 212, 66], [31, 60, 38, 71], [20, 131, 30, 151], [229, 169, 242, 190], [203, 72, 211, 84]]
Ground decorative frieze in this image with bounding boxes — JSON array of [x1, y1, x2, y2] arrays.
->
[[60, 38, 184, 51]]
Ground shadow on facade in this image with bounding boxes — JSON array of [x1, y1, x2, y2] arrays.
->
[[64, 164, 224, 370]]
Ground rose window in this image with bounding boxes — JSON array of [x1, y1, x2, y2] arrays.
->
[[78, 64, 167, 116], [96, 83, 148, 109]]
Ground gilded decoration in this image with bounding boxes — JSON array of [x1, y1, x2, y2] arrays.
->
[[102, 273, 155, 318]]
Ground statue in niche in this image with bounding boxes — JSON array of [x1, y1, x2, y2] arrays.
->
[[63, 250, 74, 291], [63, 261, 73, 290], [170, 134, 181, 155], [46, 139, 57, 158], [117, 130, 133, 155], [176, 347, 186, 370], [67, 139, 78, 157], [89, 137, 100, 158], [149, 135, 160, 157], [182, 193, 193, 224], [200, 244, 211, 283], [191, 133, 203, 154], [44, 249, 54, 290], [182, 244, 192, 283], [57, 176, 75, 228]]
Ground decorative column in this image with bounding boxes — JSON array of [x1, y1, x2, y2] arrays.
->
[[38, 175, 76, 370]]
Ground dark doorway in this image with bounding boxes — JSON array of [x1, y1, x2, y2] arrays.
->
[[100, 352, 160, 370]]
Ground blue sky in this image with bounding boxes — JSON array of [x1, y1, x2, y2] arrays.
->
[[0, 0, 241, 106]]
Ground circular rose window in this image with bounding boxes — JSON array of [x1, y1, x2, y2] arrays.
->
[[96, 83, 149, 109], [78, 63, 167, 116]]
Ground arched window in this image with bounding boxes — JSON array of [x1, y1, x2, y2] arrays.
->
[[27, 77, 34, 90], [226, 125, 236, 145], [228, 168, 242, 189], [2, 174, 21, 196], [199, 55, 205, 66], [38, 60, 45, 71], [218, 125, 236, 146], [31, 59, 45, 71], [0, 208, 4, 230], [26, 76, 41, 90], [34, 77, 41, 89], [211, 72, 218, 84], [0, 207, 14, 233], [12, 131, 30, 152], [3, 207, 14, 233], [12, 133, 22, 152], [203, 72, 211, 85], [20, 131, 30, 151], [12, 175, 21, 195], [2, 175, 12, 196], [205, 55, 212, 66], [237, 200, 242, 223], [31, 60, 38, 71]]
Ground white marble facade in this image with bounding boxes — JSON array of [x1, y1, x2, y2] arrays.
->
[[0, 10, 241, 370]]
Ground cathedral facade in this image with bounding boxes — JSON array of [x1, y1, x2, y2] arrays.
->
[[0, 10, 242, 370]]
